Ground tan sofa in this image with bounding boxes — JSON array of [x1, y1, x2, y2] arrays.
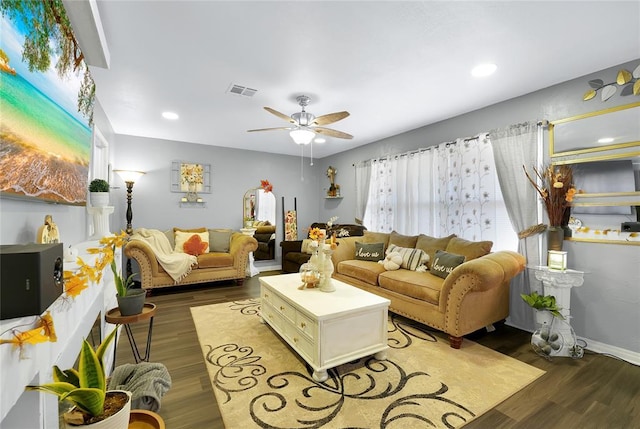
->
[[125, 229, 257, 291], [331, 231, 525, 348]]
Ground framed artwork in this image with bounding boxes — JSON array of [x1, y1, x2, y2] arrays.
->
[[0, 13, 93, 205], [170, 161, 211, 193]]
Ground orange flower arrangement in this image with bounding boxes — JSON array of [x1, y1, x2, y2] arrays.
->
[[260, 179, 273, 193], [523, 164, 576, 227]]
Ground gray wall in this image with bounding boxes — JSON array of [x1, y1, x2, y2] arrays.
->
[[110, 135, 322, 263], [316, 59, 640, 356]]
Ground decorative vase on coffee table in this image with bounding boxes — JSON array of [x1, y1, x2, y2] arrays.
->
[[319, 245, 335, 292]]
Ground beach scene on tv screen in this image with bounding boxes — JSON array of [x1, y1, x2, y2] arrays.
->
[[0, 15, 92, 205]]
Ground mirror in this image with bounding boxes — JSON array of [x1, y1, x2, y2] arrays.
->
[[550, 101, 640, 159], [243, 188, 276, 260]]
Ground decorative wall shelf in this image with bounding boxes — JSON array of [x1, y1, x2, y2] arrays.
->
[[325, 196, 343, 199], [179, 201, 207, 208]]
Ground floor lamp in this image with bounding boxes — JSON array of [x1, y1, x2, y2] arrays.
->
[[114, 169, 145, 277]]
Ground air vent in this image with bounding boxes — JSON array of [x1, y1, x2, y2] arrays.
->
[[227, 84, 257, 97]]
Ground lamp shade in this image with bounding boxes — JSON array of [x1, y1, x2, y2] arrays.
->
[[289, 127, 316, 145], [114, 170, 145, 183]]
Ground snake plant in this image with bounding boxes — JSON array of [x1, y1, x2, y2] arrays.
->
[[26, 327, 117, 417]]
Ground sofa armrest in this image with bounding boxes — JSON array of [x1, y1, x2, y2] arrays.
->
[[440, 250, 525, 312], [124, 240, 162, 289], [331, 236, 359, 266], [229, 232, 258, 271]]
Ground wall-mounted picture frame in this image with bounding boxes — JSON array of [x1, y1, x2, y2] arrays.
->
[[170, 161, 211, 193]]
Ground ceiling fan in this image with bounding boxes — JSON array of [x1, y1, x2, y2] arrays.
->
[[247, 95, 353, 144]]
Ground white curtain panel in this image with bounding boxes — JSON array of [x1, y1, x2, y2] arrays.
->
[[489, 122, 540, 330], [354, 161, 372, 225], [434, 135, 499, 243]]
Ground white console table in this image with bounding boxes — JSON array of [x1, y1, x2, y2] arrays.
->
[[528, 266, 585, 358], [0, 242, 120, 429]]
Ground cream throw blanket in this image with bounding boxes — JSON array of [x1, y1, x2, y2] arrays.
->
[[130, 228, 197, 283]]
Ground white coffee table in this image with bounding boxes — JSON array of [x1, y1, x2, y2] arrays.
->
[[259, 273, 390, 382]]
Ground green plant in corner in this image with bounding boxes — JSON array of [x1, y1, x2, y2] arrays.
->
[[520, 291, 565, 319], [26, 328, 120, 420], [88, 179, 110, 193]]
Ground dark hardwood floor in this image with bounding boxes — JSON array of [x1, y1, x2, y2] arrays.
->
[[114, 273, 640, 428]]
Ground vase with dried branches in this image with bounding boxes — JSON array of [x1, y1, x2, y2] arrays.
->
[[523, 164, 576, 250]]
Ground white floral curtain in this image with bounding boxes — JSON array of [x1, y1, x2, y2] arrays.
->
[[434, 135, 497, 242], [363, 134, 504, 246]]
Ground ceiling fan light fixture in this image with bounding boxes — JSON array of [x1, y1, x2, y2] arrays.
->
[[290, 127, 316, 145]]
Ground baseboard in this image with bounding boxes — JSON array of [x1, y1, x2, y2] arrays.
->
[[256, 263, 281, 272], [506, 321, 640, 366]]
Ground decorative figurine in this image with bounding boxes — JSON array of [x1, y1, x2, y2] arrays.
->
[[37, 215, 60, 244]]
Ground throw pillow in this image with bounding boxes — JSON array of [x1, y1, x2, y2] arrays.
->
[[415, 233, 457, 269], [354, 242, 385, 261], [431, 250, 466, 279], [445, 236, 493, 261], [208, 229, 233, 252], [389, 231, 419, 248], [174, 230, 209, 255], [386, 244, 429, 271], [173, 227, 207, 233]]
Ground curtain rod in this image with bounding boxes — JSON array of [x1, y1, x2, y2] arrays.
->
[[352, 133, 487, 166]]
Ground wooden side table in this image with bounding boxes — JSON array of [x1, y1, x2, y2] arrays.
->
[[106, 303, 157, 366]]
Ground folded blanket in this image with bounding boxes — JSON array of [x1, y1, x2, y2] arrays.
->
[[130, 228, 197, 283], [108, 362, 172, 412]]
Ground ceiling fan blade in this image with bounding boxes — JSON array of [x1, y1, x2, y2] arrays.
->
[[264, 107, 296, 124], [314, 127, 353, 140], [247, 126, 293, 132], [312, 111, 350, 126]]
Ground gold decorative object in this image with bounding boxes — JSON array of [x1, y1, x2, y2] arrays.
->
[[583, 63, 640, 101]]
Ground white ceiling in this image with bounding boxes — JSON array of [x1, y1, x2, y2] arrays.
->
[[73, 1, 640, 159]]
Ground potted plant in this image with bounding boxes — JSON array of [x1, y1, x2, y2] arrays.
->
[[26, 328, 132, 428], [521, 291, 565, 325], [89, 179, 110, 207], [111, 261, 145, 316]]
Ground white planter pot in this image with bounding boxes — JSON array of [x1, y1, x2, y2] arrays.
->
[[90, 192, 110, 207], [64, 390, 131, 429]]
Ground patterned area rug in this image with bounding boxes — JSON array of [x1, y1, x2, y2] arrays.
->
[[191, 299, 544, 428]]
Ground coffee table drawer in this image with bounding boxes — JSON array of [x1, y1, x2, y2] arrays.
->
[[296, 311, 317, 341]]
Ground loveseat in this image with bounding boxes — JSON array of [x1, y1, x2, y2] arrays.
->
[[125, 227, 258, 291], [280, 222, 366, 273], [253, 224, 276, 260], [331, 231, 525, 348]]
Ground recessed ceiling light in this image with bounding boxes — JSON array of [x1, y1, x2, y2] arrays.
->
[[471, 63, 497, 77], [314, 137, 326, 143], [162, 111, 179, 120], [597, 137, 614, 144]]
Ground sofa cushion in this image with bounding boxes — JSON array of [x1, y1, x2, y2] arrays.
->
[[445, 236, 493, 261], [387, 244, 429, 271], [361, 231, 390, 249], [174, 230, 210, 255], [415, 234, 456, 269], [197, 252, 234, 268], [431, 250, 466, 279], [379, 270, 443, 305], [354, 242, 385, 261], [389, 231, 419, 248], [208, 229, 233, 252], [284, 251, 312, 267], [174, 227, 207, 233], [336, 260, 386, 286]]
